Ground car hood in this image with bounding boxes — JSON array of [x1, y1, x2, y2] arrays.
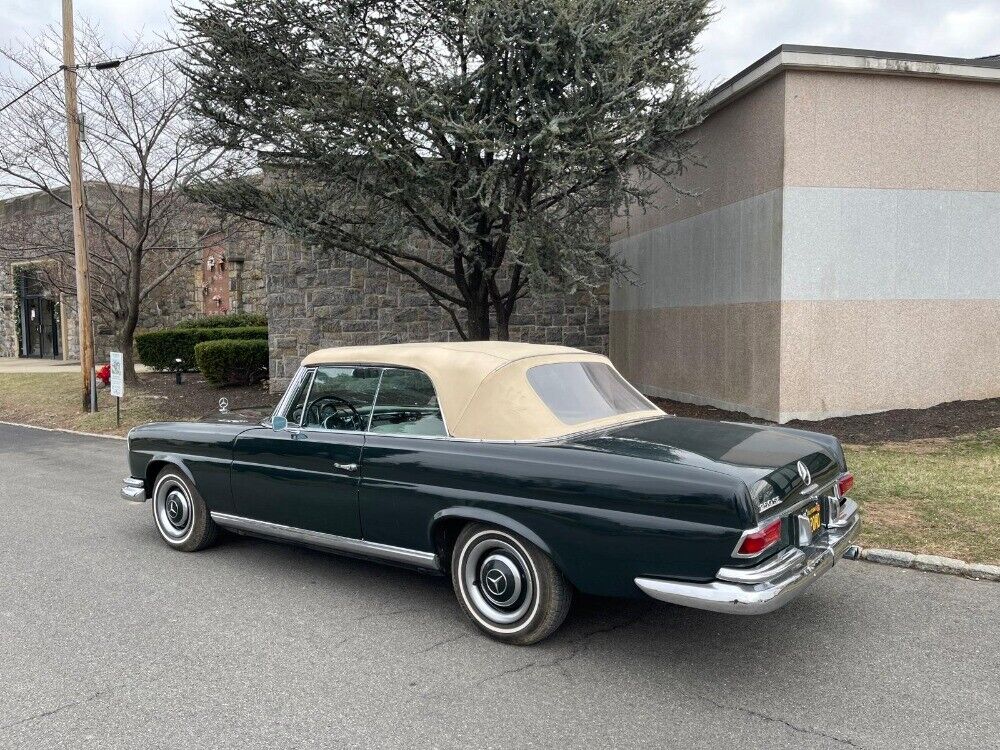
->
[[569, 415, 844, 487], [197, 406, 274, 426]]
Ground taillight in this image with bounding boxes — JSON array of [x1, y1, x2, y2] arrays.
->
[[735, 518, 782, 557], [836, 472, 854, 498]]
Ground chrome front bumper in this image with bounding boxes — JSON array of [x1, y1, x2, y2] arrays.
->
[[121, 477, 147, 503], [635, 499, 861, 615]]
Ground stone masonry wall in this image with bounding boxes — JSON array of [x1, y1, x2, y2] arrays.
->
[[266, 233, 610, 390]]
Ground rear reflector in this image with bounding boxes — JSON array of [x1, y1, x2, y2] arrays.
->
[[736, 518, 782, 557], [836, 472, 854, 498]]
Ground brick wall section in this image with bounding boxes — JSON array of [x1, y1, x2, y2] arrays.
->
[[266, 233, 610, 391]]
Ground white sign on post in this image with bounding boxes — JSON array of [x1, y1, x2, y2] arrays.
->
[[109, 351, 124, 398]]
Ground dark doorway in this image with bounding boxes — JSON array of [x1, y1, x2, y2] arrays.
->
[[18, 270, 60, 358]]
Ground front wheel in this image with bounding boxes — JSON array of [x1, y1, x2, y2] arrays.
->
[[151, 467, 218, 552], [451, 524, 572, 645]]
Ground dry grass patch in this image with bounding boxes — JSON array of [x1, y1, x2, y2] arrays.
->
[[0, 373, 167, 436], [846, 430, 1000, 564]]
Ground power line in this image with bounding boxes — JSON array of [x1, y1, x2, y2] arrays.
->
[[0, 40, 201, 114], [0, 67, 63, 115], [79, 41, 200, 71]]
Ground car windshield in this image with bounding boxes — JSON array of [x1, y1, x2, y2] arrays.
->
[[526, 362, 655, 425]]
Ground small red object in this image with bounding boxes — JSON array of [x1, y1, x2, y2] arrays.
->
[[96, 364, 111, 386]]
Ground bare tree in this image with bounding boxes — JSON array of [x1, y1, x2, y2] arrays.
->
[[0, 22, 231, 382]]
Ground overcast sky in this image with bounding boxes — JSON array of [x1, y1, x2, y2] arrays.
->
[[2, 0, 1000, 87]]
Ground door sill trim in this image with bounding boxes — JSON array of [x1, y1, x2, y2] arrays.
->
[[210, 512, 441, 571]]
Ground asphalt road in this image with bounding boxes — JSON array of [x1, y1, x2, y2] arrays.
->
[[1, 422, 997, 750]]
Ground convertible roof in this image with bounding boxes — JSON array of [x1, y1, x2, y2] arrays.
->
[[300, 342, 662, 441]]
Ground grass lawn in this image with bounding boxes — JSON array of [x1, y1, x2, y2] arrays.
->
[[846, 430, 1000, 564], [0, 371, 275, 437], [0, 372, 165, 436], [2, 372, 997, 564]]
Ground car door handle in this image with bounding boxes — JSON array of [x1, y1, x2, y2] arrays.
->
[[334, 462, 358, 472]]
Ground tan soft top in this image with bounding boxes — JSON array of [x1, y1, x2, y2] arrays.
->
[[300, 341, 662, 441]]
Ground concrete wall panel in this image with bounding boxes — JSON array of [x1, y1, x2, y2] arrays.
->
[[611, 302, 782, 420], [779, 299, 1000, 420], [612, 75, 786, 238], [611, 189, 783, 310], [783, 187, 1000, 301], [785, 70, 1000, 192]]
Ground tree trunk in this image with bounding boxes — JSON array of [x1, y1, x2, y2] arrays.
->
[[465, 298, 491, 340], [494, 304, 511, 341], [115, 325, 141, 386], [119, 248, 143, 385]]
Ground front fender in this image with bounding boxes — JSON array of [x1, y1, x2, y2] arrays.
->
[[142, 453, 199, 492]]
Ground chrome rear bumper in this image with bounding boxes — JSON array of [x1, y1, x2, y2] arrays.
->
[[121, 476, 147, 503], [635, 499, 860, 615]]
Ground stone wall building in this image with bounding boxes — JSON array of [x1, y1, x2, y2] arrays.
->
[[611, 45, 1000, 422], [0, 186, 266, 362], [265, 234, 608, 391]]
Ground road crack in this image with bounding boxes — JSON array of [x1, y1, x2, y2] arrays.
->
[[694, 692, 859, 748], [0, 689, 111, 733], [416, 632, 469, 654], [478, 610, 648, 684]]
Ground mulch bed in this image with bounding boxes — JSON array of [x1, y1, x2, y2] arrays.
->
[[648, 396, 1000, 445], [135, 372, 280, 420]]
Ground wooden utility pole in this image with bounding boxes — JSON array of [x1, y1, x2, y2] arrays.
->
[[61, 0, 96, 411]]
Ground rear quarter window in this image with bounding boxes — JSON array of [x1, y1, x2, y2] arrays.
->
[[526, 362, 654, 425]]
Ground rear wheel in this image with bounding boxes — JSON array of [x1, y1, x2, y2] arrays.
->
[[451, 523, 572, 645], [151, 467, 218, 552]]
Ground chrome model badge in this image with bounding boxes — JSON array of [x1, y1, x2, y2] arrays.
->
[[796, 460, 811, 486]]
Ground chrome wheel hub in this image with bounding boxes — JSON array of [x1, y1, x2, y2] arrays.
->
[[462, 537, 533, 625], [155, 479, 193, 540]]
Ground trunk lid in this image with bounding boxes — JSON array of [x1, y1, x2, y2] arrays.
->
[[573, 416, 844, 515]]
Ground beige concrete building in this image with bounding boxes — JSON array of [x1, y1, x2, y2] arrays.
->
[[611, 45, 1000, 422]]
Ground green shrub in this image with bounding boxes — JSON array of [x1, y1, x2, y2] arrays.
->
[[177, 313, 267, 329], [194, 338, 269, 386], [136, 326, 268, 370]]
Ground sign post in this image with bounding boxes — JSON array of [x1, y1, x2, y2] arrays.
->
[[109, 351, 124, 426]]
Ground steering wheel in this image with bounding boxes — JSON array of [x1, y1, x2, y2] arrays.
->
[[307, 395, 364, 431]]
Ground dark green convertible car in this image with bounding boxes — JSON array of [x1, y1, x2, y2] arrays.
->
[[122, 342, 860, 644]]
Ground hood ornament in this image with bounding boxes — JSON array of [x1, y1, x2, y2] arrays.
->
[[218, 397, 229, 413]]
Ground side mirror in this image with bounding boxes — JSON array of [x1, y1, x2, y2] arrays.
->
[[271, 415, 288, 432]]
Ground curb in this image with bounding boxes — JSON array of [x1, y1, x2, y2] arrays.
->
[[0, 420, 126, 441], [850, 546, 1000, 583]]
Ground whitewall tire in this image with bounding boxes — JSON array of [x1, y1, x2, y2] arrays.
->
[[151, 468, 218, 552], [451, 523, 572, 645]]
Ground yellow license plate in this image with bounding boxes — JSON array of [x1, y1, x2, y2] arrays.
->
[[806, 502, 822, 533]]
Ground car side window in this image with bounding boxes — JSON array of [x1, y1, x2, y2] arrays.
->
[[301, 366, 381, 431], [369, 367, 447, 437]]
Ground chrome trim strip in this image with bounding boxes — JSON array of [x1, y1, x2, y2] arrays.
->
[[635, 505, 861, 615], [716, 546, 805, 584], [365, 368, 385, 432], [209, 512, 441, 571], [273, 367, 311, 424], [295, 368, 317, 428], [121, 476, 146, 503]]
